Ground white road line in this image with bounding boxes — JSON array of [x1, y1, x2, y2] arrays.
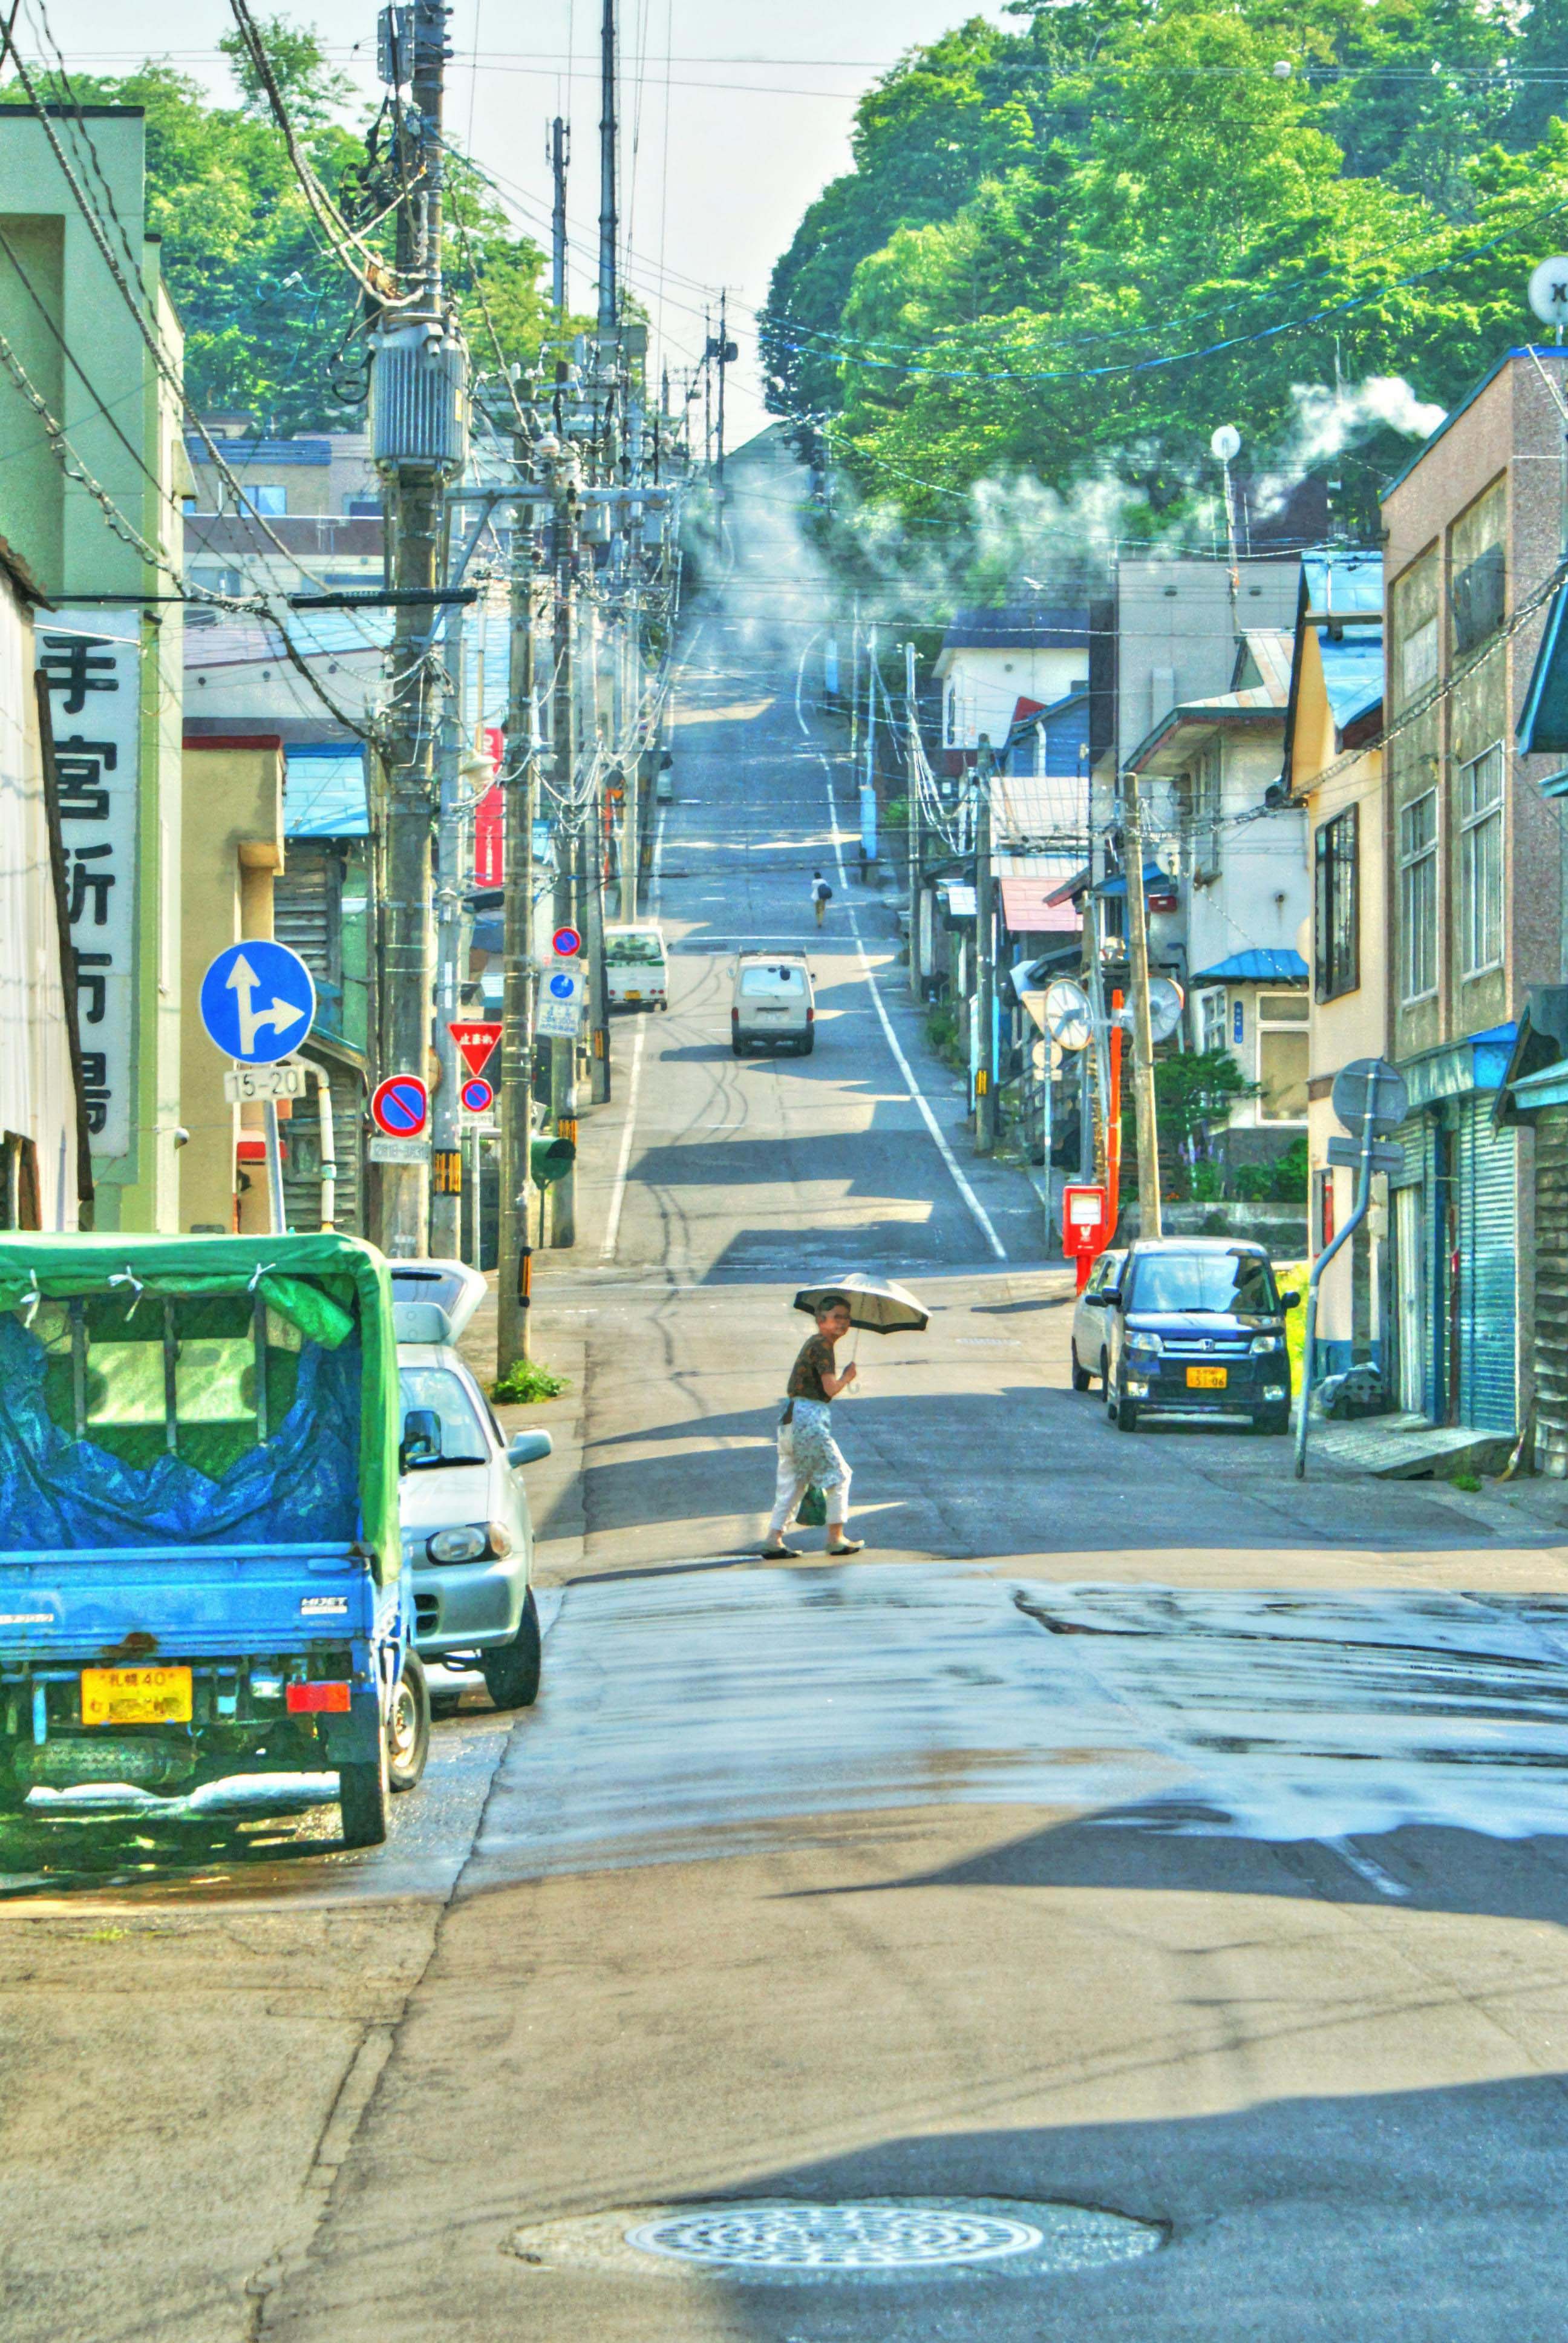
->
[[794, 644, 1006, 1262], [1325, 1836, 1410, 1899], [599, 1018, 647, 1264]]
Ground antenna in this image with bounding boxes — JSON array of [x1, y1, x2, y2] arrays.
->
[[1529, 256, 1568, 349]]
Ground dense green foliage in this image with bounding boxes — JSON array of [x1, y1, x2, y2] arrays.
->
[[764, 0, 1568, 532], [3, 19, 562, 434]]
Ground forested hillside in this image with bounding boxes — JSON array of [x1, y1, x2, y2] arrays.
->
[[4, 18, 561, 434], [764, 0, 1568, 536]]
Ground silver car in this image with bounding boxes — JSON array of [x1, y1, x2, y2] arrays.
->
[[1070, 1247, 1126, 1392], [391, 1263, 552, 1711]]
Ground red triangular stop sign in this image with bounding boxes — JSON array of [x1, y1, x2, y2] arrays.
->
[[449, 1021, 503, 1077]]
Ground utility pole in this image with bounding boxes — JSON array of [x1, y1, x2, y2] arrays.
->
[[374, 0, 455, 1257], [598, 0, 617, 336], [1123, 773, 1163, 1240], [549, 116, 569, 314], [498, 464, 541, 1371], [430, 585, 465, 1256], [715, 289, 729, 490], [548, 447, 580, 1248], [906, 640, 921, 998], [975, 738, 997, 1155]]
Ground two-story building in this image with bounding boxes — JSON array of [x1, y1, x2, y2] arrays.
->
[[1380, 344, 1568, 1437], [1283, 551, 1386, 1377]]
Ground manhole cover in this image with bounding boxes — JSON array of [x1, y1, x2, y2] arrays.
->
[[627, 2201, 1042, 2270], [506, 2195, 1160, 2281]]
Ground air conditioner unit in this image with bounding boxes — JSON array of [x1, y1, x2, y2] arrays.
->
[[371, 326, 469, 474]]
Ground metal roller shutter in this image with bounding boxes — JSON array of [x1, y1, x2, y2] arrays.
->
[[1458, 1097, 1517, 1432], [1534, 1105, 1568, 1472], [1388, 1110, 1435, 1418]]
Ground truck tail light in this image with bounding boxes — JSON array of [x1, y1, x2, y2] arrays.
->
[[287, 1681, 352, 1713], [806, 1005, 815, 1023], [731, 1007, 739, 1026]]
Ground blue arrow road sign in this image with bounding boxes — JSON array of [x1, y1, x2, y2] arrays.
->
[[199, 940, 315, 1065]]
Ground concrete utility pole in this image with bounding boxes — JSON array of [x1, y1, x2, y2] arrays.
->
[[549, 453, 580, 1249], [598, 0, 617, 336], [549, 116, 569, 314], [498, 467, 541, 1371], [376, 0, 451, 1257], [430, 586, 465, 1256], [715, 289, 729, 490], [906, 640, 921, 998], [975, 739, 998, 1155], [1123, 774, 1163, 1240]]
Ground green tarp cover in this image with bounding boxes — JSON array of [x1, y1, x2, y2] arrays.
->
[[0, 1232, 402, 1581]]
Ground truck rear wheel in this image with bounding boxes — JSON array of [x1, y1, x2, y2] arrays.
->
[[338, 1744, 390, 1847]]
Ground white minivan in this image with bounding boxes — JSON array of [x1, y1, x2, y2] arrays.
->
[[731, 951, 815, 1055], [604, 923, 668, 1011]]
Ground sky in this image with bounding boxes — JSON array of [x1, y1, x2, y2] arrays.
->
[[22, 0, 1011, 445]]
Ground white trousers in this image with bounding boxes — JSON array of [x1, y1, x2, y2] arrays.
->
[[766, 1409, 851, 1534]]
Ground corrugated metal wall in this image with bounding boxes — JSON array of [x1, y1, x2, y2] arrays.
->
[[1457, 1098, 1517, 1432], [281, 1064, 364, 1237], [1534, 1105, 1568, 1472]]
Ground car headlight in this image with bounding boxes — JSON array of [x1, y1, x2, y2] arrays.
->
[[428, 1525, 489, 1563], [1126, 1331, 1163, 1358], [1250, 1332, 1285, 1354]]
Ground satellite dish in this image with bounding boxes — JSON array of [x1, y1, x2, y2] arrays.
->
[[1147, 976, 1186, 1043], [1210, 423, 1241, 463], [1045, 978, 1093, 1052], [1529, 257, 1568, 330]]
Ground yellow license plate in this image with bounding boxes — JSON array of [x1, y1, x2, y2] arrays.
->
[[625, 991, 641, 1000], [80, 1665, 192, 1726], [1186, 1365, 1228, 1390]]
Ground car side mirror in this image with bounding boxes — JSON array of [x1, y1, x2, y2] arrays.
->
[[659, 750, 674, 769], [508, 1428, 554, 1469], [1082, 1291, 1105, 1308], [1102, 1286, 1122, 1306], [1281, 1289, 1301, 1311], [400, 1407, 442, 1471]]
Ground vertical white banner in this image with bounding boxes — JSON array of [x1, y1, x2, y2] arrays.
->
[[41, 611, 140, 1161]]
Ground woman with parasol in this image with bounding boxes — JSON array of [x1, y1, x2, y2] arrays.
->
[[759, 1274, 929, 1561]]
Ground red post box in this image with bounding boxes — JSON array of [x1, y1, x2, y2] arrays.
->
[[1060, 1182, 1109, 1291]]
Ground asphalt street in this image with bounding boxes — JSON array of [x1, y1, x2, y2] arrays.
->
[[13, 447, 1568, 2341]]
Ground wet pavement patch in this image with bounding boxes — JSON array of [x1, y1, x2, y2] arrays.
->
[[505, 2196, 1161, 2281]]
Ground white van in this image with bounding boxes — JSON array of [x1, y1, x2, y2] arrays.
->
[[604, 923, 668, 1011], [731, 951, 815, 1056]]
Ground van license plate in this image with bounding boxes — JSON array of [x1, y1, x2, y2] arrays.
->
[[625, 991, 642, 1001], [1186, 1365, 1227, 1389], [80, 1665, 192, 1726]]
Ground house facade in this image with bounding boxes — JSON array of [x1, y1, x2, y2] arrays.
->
[[1284, 552, 1387, 1377], [1380, 346, 1568, 1435]]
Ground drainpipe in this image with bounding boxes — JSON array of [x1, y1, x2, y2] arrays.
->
[[310, 1061, 338, 1231]]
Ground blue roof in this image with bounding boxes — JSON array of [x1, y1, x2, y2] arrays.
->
[[284, 747, 368, 838], [1319, 632, 1384, 733], [1518, 581, 1568, 758], [1302, 551, 1382, 618], [1190, 949, 1308, 985], [1098, 858, 1173, 899]]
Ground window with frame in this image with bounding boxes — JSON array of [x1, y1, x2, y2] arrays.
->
[[1313, 804, 1359, 1001], [1398, 788, 1439, 1001], [1258, 992, 1308, 1120], [1199, 988, 1227, 1055], [1191, 739, 1222, 876], [1459, 740, 1504, 976]]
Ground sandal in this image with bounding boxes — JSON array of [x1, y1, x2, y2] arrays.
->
[[826, 1537, 864, 1556], [760, 1541, 801, 1559]]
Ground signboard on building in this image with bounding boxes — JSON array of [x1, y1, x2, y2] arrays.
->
[[45, 612, 140, 1159]]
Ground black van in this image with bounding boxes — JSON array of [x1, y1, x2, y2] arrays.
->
[[1097, 1239, 1298, 1434]]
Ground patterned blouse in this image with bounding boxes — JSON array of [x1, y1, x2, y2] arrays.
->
[[787, 1332, 837, 1403]]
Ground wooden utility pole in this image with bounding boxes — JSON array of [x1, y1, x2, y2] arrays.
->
[[550, 116, 569, 313], [548, 457, 580, 1249], [1123, 775, 1163, 1239], [905, 640, 921, 998]]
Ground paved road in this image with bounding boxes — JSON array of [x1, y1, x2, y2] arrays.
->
[[13, 445, 1568, 2342]]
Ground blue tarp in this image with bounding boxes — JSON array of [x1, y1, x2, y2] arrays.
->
[[0, 1314, 362, 1553]]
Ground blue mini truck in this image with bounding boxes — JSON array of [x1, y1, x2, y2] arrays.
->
[[0, 1231, 426, 1848]]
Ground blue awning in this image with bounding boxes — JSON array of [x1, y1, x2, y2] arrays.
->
[[1097, 859, 1174, 899], [1189, 949, 1308, 985], [1518, 582, 1568, 758], [285, 747, 368, 839]]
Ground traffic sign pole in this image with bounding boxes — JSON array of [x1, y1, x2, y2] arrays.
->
[[264, 1101, 287, 1235]]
